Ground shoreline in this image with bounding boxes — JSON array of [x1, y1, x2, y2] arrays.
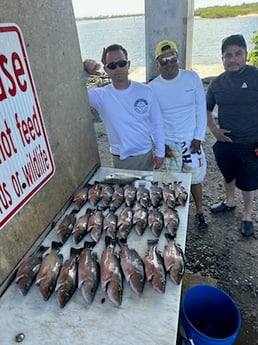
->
[[129, 64, 224, 82]]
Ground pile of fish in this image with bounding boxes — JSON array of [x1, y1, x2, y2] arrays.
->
[[15, 176, 187, 308]]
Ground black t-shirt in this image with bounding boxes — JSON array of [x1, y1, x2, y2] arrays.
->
[[206, 65, 258, 143]]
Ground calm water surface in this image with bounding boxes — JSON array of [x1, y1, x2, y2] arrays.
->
[[76, 16, 258, 69]]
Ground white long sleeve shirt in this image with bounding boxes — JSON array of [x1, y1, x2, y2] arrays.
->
[[88, 81, 165, 160], [149, 69, 207, 143]]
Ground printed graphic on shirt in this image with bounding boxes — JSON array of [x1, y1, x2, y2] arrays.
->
[[134, 98, 148, 114]]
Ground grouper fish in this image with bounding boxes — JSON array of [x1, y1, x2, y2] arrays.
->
[[35, 241, 63, 301], [163, 233, 185, 285], [78, 241, 100, 304], [144, 239, 166, 293], [15, 245, 49, 296], [100, 236, 123, 307], [118, 239, 145, 296], [55, 247, 82, 308]]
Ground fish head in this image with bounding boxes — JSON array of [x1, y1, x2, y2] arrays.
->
[[107, 280, 123, 307]]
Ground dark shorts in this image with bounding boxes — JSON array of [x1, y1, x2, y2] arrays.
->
[[212, 141, 258, 191]]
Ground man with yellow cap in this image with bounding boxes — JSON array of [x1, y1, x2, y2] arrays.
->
[[149, 40, 208, 230]]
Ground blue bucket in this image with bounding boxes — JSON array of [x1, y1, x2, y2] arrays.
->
[[180, 285, 241, 345]]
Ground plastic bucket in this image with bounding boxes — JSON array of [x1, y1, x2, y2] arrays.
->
[[180, 285, 241, 345]]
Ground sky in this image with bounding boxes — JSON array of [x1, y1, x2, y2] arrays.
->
[[72, 0, 257, 18]]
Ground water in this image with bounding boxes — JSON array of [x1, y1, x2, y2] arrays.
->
[[76, 15, 258, 69]]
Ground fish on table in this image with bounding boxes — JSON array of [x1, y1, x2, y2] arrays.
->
[[118, 239, 145, 296], [163, 207, 180, 238], [133, 206, 148, 236], [111, 184, 124, 209], [172, 181, 188, 206], [35, 241, 63, 301], [78, 241, 100, 304], [73, 186, 88, 210], [87, 208, 103, 243], [124, 184, 137, 207], [149, 182, 163, 208], [117, 206, 133, 239], [148, 207, 164, 237], [136, 186, 150, 208], [55, 247, 82, 308], [88, 182, 101, 207], [72, 208, 91, 245], [99, 184, 114, 208], [144, 239, 166, 293], [163, 233, 185, 285], [15, 245, 49, 296], [100, 236, 123, 307], [162, 183, 177, 209], [103, 207, 118, 239], [100, 172, 152, 186], [57, 209, 77, 244]]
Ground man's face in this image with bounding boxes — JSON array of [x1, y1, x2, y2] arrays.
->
[[104, 50, 130, 84], [157, 49, 179, 80], [222, 45, 247, 72]]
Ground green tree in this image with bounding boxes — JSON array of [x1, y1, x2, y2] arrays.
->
[[248, 31, 258, 67]]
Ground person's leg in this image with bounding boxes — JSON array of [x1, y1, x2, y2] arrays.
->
[[242, 190, 255, 221], [191, 183, 203, 214], [223, 178, 237, 207]]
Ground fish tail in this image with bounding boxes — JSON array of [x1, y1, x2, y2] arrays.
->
[[51, 241, 63, 251], [164, 232, 176, 241]]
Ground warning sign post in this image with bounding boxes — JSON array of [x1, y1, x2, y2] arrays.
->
[[0, 23, 55, 229]]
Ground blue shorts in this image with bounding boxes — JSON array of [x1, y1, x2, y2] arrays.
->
[[165, 141, 207, 184], [213, 141, 258, 191]]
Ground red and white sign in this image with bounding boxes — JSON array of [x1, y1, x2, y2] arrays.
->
[[0, 23, 55, 230]]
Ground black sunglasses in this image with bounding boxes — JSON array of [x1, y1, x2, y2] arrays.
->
[[106, 60, 128, 70]]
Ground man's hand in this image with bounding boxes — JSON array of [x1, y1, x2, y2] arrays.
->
[[83, 59, 101, 76], [190, 139, 201, 153], [212, 128, 232, 142], [153, 156, 164, 169]]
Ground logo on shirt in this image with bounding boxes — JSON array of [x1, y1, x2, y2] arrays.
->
[[134, 98, 148, 114], [241, 82, 248, 88]]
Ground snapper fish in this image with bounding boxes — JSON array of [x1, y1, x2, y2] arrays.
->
[[136, 186, 150, 208], [162, 183, 176, 209], [148, 207, 164, 237], [111, 184, 124, 209], [73, 186, 88, 210], [101, 173, 151, 186], [57, 209, 77, 244], [72, 208, 91, 244], [88, 182, 101, 207], [99, 184, 114, 208], [35, 241, 63, 301], [100, 236, 123, 307], [55, 247, 82, 308], [163, 233, 185, 285], [163, 207, 180, 237], [144, 239, 166, 293], [87, 208, 103, 243], [117, 206, 133, 239], [124, 184, 137, 207], [118, 238, 145, 296], [172, 181, 188, 206], [103, 207, 118, 239], [150, 182, 163, 208], [78, 241, 100, 304], [133, 206, 148, 236], [15, 245, 49, 296]]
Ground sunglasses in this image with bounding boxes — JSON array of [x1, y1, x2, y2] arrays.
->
[[106, 60, 128, 70], [158, 53, 178, 66]]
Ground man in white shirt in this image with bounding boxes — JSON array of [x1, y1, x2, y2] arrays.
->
[[149, 40, 208, 230], [84, 44, 165, 171]]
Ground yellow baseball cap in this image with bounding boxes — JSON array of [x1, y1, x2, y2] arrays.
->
[[155, 40, 178, 59]]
